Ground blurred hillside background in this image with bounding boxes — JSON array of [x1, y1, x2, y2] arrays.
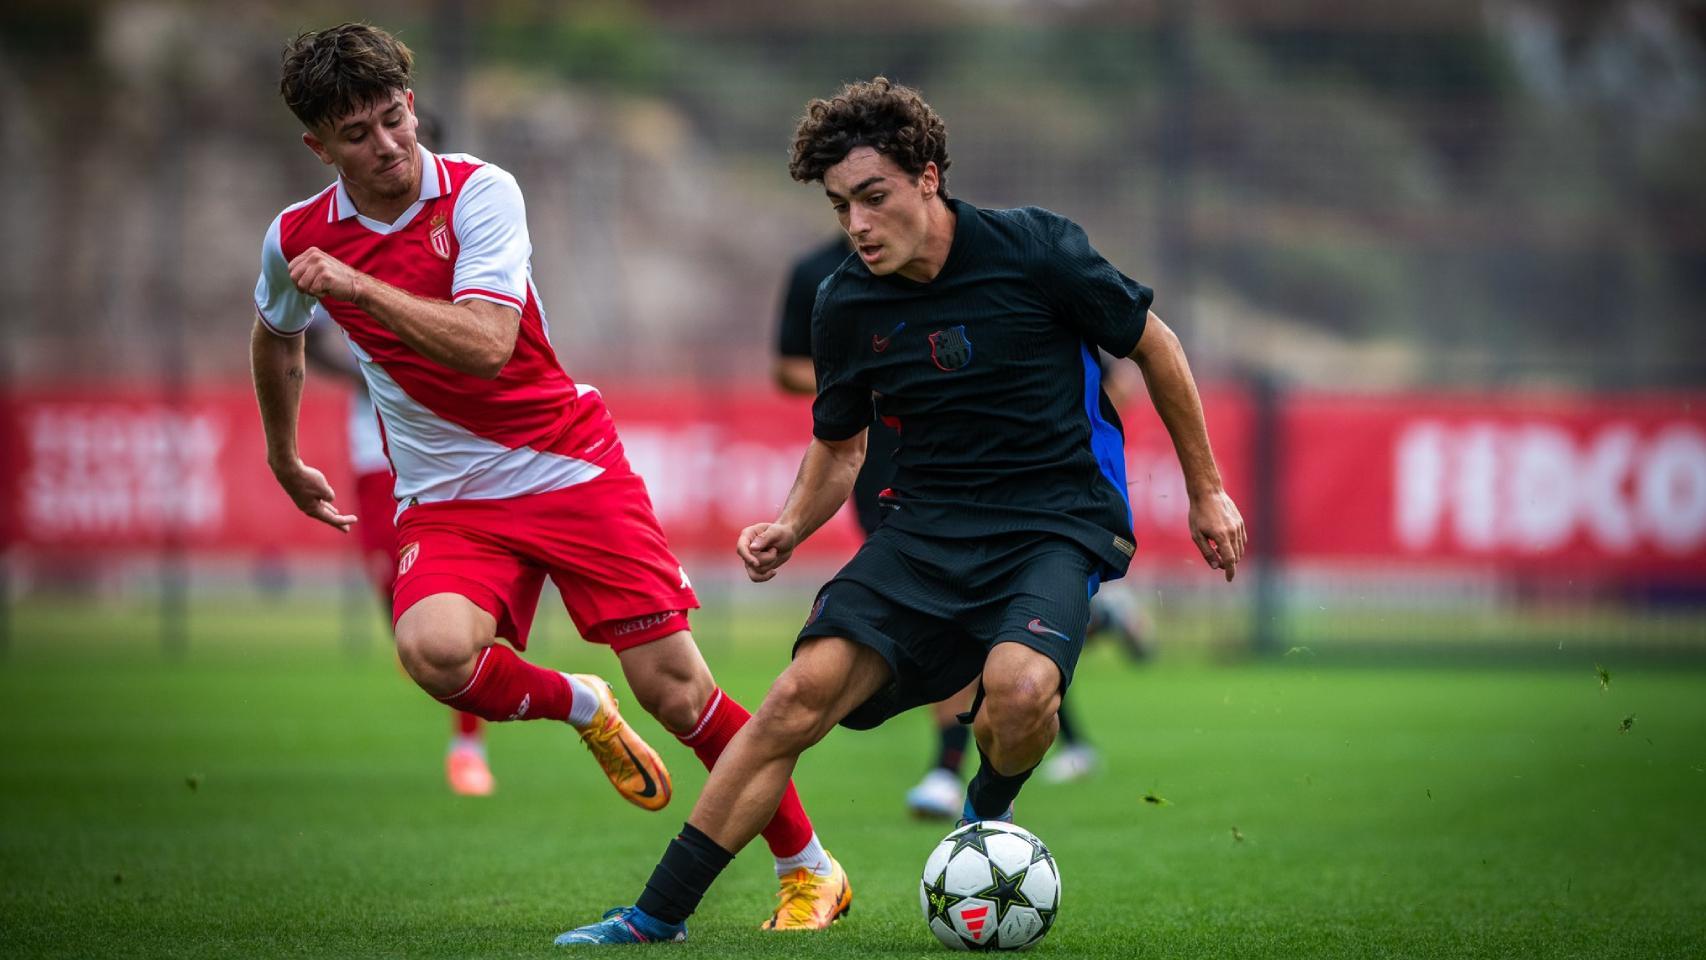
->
[[1, 0, 1703, 658], [5, 0, 1704, 385]]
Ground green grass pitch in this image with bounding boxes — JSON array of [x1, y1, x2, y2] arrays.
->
[[1, 597, 1703, 958]]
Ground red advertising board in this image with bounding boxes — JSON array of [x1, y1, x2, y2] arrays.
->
[[0, 386, 355, 556], [1281, 393, 1706, 577], [3, 382, 1702, 582]]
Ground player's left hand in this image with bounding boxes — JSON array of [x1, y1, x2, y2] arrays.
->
[[270, 456, 358, 533], [288, 246, 365, 301], [1188, 490, 1246, 582]]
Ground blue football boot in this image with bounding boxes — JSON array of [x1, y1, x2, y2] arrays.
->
[[554, 906, 686, 946]]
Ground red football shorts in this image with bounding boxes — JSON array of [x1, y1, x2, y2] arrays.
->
[[390, 461, 698, 652], [354, 469, 400, 597]]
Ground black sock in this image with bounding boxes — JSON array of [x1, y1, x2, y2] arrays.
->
[[934, 722, 970, 775], [965, 747, 1035, 819], [635, 823, 734, 925], [1057, 699, 1083, 746]]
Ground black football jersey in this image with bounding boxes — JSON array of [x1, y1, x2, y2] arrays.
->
[[810, 199, 1153, 578]]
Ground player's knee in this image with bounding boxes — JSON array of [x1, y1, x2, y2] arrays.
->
[[981, 664, 1061, 735], [393, 621, 479, 691], [754, 671, 839, 751], [619, 634, 717, 734], [633, 679, 710, 735]]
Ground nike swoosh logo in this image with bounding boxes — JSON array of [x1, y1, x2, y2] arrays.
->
[[872, 321, 906, 352], [621, 739, 660, 799], [1026, 618, 1073, 643]]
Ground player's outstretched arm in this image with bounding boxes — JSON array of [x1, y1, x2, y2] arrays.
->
[[288, 246, 520, 379], [251, 318, 356, 533], [737, 431, 867, 582], [1128, 311, 1247, 581]]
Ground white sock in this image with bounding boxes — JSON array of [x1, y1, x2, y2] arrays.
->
[[774, 832, 833, 878], [563, 674, 602, 728], [448, 735, 485, 756]]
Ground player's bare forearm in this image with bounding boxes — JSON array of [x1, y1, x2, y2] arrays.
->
[[738, 432, 866, 581], [251, 318, 307, 468], [1129, 311, 1248, 578], [776, 433, 867, 542], [1129, 312, 1222, 497], [251, 317, 358, 533], [351, 275, 519, 378], [288, 246, 519, 378]]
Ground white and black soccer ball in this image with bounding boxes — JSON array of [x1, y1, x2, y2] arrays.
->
[[919, 821, 1060, 950]]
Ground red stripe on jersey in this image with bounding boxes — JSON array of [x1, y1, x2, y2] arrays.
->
[[453, 287, 526, 310]]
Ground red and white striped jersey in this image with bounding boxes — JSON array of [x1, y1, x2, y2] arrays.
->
[[255, 147, 620, 514]]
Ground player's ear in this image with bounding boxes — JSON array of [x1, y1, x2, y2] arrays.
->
[[919, 162, 939, 200], [302, 131, 335, 166]]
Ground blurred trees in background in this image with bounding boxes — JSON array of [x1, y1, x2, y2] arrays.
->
[[2, 0, 1702, 388]]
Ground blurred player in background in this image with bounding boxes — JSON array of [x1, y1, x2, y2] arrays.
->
[[558, 77, 1242, 946], [252, 23, 846, 930], [775, 243, 1150, 814], [303, 109, 496, 798]]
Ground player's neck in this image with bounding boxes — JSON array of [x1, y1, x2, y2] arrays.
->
[[896, 199, 957, 283]]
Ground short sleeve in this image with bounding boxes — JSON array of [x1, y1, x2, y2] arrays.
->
[[1035, 212, 1152, 357], [253, 213, 317, 336], [451, 164, 530, 312], [809, 279, 871, 442], [776, 255, 820, 359]]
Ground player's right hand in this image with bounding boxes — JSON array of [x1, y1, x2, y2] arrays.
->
[[737, 522, 798, 582], [270, 458, 358, 533]]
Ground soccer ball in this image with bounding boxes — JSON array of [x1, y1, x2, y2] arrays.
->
[[919, 821, 1060, 950]]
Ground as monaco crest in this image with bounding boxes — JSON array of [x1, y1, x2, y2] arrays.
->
[[929, 325, 973, 371], [427, 213, 451, 260], [398, 541, 420, 576]]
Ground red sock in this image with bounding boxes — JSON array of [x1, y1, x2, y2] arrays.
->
[[438, 645, 573, 723], [454, 710, 484, 738], [677, 688, 815, 858]]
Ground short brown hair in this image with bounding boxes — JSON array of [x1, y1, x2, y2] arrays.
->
[[279, 22, 414, 132], [789, 78, 951, 197]]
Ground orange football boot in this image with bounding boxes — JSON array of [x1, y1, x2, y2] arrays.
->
[[572, 674, 671, 811], [762, 855, 852, 931]]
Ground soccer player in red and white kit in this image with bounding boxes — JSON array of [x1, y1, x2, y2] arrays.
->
[[303, 109, 495, 798], [249, 23, 849, 929]]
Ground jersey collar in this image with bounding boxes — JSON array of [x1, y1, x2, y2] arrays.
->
[[332, 144, 448, 222]]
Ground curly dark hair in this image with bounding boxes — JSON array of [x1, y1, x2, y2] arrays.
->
[[789, 77, 951, 197], [279, 22, 414, 132]]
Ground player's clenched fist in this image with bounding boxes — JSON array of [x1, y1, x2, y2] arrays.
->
[[288, 246, 365, 301], [736, 522, 799, 582]]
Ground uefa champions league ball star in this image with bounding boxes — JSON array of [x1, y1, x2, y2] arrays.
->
[[920, 821, 1060, 950]]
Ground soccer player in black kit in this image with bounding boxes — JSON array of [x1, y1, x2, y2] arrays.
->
[[778, 239, 1141, 818], [556, 77, 1245, 946]]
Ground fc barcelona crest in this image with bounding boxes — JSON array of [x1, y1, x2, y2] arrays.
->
[[427, 213, 451, 260], [929, 325, 973, 371]]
